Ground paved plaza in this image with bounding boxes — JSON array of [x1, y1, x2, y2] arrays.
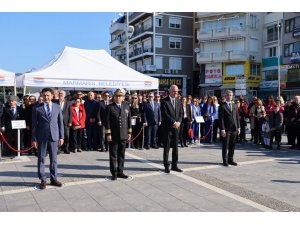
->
[[0, 134, 300, 212]]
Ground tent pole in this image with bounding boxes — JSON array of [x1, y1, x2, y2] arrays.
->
[[23, 86, 26, 96]]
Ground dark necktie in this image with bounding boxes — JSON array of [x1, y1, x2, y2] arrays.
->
[[172, 99, 175, 109], [46, 103, 51, 118], [229, 103, 232, 112], [11, 107, 16, 115]]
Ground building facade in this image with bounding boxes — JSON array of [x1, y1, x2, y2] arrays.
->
[[109, 12, 194, 96], [281, 12, 300, 99], [260, 12, 283, 100], [195, 12, 263, 99]]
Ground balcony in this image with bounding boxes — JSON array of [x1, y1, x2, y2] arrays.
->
[[197, 52, 212, 63], [229, 26, 246, 37], [213, 52, 228, 61], [213, 27, 229, 38], [196, 12, 232, 18], [229, 50, 248, 61], [129, 47, 154, 60], [109, 39, 125, 50], [141, 65, 157, 72], [109, 23, 126, 35], [197, 30, 213, 40]]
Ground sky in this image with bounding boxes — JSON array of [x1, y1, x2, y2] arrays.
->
[[0, 12, 116, 73]]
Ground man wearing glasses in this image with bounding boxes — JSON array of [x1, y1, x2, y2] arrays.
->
[[143, 92, 161, 149], [105, 89, 132, 180]]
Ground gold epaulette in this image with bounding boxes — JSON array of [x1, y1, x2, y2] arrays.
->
[[128, 128, 132, 134], [105, 129, 111, 134]]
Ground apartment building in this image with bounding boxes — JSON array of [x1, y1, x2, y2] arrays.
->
[[195, 12, 263, 99], [109, 12, 194, 96], [281, 12, 300, 99], [260, 12, 283, 100]]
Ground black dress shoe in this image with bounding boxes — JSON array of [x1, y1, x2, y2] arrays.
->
[[171, 167, 183, 172], [228, 161, 238, 166], [145, 146, 150, 150], [111, 176, 117, 180], [39, 180, 46, 190], [152, 145, 159, 149], [184, 144, 188, 147], [117, 173, 129, 179], [64, 150, 71, 154], [180, 143, 184, 147], [164, 167, 170, 173], [50, 179, 63, 187], [223, 162, 229, 167]]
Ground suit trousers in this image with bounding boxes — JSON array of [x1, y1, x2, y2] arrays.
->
[[222, 130, 237, 163], [145, 125, 158, 147], [38, 139, 58, 181], [109, 140, 126, 176], [163, 128, 179, 168], [86, 122, 97, 150], [61, 125, 70, 152]]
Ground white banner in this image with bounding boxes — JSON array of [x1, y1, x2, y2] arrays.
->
[[205, 64, 222, 84], [235, 89, 247, 96]]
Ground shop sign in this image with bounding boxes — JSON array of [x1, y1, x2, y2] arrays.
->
[[223, 76, 236, 83], [291, 52, 300, 63], [205, 64, 222, 84], [293, 28, 300, 37], [159, 77, 182, 89]]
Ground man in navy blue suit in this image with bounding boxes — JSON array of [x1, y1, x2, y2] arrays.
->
[[32, 88, 64, 190], [143, 92, 161, 149]]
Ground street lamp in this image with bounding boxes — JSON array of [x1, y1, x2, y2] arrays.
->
[[277, 20, 281, 99]]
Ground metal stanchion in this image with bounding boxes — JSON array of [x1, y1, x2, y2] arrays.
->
[[211, 116, 214, 144], [17, 129, 21, 158], [0, 138, 2, 161], [142, 125, 145, 150]]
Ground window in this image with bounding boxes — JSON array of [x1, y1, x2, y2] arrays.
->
[[264, 70, 278, 81], [285, 18, 294, 33], [225, 64, 244, 76], [284, 43, 294, 57], [250, 14, 257, 29], [287, 68, 300, 82], [143, 17, 152, 30], [169, 57, 182, 70], [155, 56, 163, 69], [169, 17, 182, 29], [250, 64, 261, 76], [169, 37, 182, 49], [156, 16, 163, 27], [269, 47, 277, 57], [267, 25, 279, 42], [155, 36, 162, 48]]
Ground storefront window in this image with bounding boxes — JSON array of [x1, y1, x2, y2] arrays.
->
[[287, 68, 300, 82], [250, 64, 261, 75], [264, 69, 278, 81]]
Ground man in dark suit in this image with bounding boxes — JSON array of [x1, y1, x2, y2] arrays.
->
[[98, 91, 112, 151], [105, 89, 132, 180], [1, 95, 25, 157], [58, 90, 72, 154], [161, 85, 183, 173], [143, 92, 161, 149], [32, 88, 64, 190], [219, 90, 240, 167]]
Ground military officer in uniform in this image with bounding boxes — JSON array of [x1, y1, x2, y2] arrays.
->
[[105, 89, 132, 180]]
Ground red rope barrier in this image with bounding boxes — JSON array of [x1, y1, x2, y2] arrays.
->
[[127, 127, 144, 143], [190, 125, 212, 141], [0, 133, 34, 153]]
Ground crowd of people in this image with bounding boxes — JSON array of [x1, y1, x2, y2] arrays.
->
[[1, 86, 300, 188], [1, 90, 300, 158]]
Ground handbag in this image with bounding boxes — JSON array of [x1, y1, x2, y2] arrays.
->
[[72, 125, 81, 130]]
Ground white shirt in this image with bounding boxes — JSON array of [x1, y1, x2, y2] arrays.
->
[[44, 102, 52, 113]]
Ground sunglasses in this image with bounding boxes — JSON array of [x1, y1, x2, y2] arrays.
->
[[132, 97, 137, 99]]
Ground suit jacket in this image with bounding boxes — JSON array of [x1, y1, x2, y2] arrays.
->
[[59, 100, 72, 126], [269, 111, 283, 130], [182, 104, 192, 122], [161, 96, 183, 131], [105, 102, 132, 142], [219, 102, 240, 132], [32, 103, 64, 142], [143, 101, 161, 126], [2, 105, 25, 130], [96, 101, 106, 126]]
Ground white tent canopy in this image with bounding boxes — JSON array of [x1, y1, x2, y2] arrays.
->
[[16, 46, 159, 90], [0, 68, 16, 86]]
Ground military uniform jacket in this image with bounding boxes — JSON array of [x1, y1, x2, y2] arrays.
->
[[105, 102, 132, 142]]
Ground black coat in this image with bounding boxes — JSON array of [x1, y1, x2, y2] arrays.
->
[[181, 104, 192, 122], [2, 105, 25, 130], [219, 102, 240, 132], [105, 102, 132, 142], [161, 96, 183, 131]]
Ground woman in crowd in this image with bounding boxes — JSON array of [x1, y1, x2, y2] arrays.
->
[[179, 96, 192, 147], [250, 98, 266, 144], [71, 97, 86, 153], [236, 99, 247, 143], [212, 96, 220, 143], [265, 95, 276, 116], [191, 98, 201, 144], [203, 96, 216, 143], [130, 93, 144, 150]]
